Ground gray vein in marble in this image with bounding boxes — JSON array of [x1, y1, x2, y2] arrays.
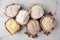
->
[[55, 0, 57, 15]]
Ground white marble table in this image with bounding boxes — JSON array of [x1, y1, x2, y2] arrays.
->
[[0, 0, 60, 40]]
